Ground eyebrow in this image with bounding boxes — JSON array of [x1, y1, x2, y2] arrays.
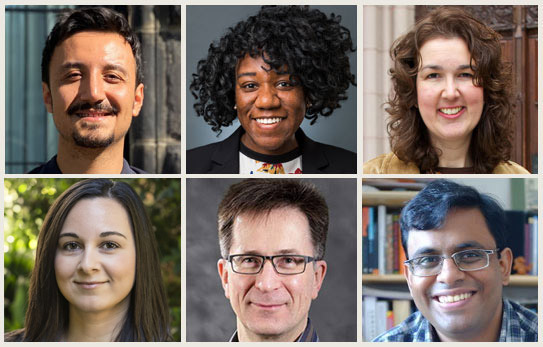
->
[[59, 62, 128, 75], [58, 231, 127, 239], [420, 64, 473, 71], [240, 249, 301, 255]]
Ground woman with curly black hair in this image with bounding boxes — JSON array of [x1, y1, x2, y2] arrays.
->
[[188, 5, 356, 174], [363, 7, 529, 174]]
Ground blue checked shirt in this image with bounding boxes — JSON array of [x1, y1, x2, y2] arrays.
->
[[373, 299, 537, 342], [229, 317, 319, 342]]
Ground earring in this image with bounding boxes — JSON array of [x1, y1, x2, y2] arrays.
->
[[234, 105, 237, 110]]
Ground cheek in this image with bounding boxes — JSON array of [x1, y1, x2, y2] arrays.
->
[[416, 85, 437, 113], [54, 254, 74, 284]]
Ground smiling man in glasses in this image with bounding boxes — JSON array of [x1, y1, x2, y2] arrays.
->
[[374, 179, 537, 342], [217, 179, 328, 342]]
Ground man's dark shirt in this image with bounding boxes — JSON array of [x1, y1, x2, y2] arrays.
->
[[27, 155, 146, 174]]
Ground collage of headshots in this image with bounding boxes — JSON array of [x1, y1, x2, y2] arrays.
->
[[1, 2, 539, 345]]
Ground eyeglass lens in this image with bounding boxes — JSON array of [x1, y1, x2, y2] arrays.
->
[[231, 255, 307, 274], [410, 249, 490, 276]]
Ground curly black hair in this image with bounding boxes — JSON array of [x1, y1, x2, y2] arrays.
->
[[190, 5, 356, 133]]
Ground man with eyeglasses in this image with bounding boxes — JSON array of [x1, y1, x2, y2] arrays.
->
[[374, 179, 537, 342], [217, 179, 328, 342]]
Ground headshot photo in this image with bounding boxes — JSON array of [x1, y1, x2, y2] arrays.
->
[[5, 5, 181, 174], [363, 5, 537, 174], [186, 178, 356, 341], [186, 5, 357, 174], [4, 178, 181, 341], [362, 178, 537, 342]]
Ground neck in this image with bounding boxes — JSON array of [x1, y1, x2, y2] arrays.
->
[[236, 316, 307, 342], [65, 297, 130, 342], [435, 300, 503, 342], [56, 137, 126, 174], [431, 136, 472, 168]]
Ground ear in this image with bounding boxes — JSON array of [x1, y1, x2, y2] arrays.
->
[[498, 247, 513, 286], [132, 83, 144, 117], [311, 260, 327, 299], [42, 82, 53, 114], [217, 258, 230, 299]]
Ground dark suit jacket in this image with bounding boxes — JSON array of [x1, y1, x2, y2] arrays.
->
[[187, 127, 356, 174]]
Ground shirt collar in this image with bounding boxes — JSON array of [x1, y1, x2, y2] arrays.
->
[[229, 317, 319, 342]]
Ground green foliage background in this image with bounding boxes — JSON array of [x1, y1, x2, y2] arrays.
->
[[4, 178, 181, 341]]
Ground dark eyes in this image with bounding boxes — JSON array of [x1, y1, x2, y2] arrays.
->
[[61, 241, 120, 251], [424, 72, 474, 79]]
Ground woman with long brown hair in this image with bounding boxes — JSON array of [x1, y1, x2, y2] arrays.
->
[[364, 7, 528, 174], [5, 179, 170, 341]]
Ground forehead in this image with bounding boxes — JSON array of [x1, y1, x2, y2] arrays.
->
[[61, 197, 133, 236], [418, 36, 471, 65], [407, 208, 496, 256], [50, 31, 135, 68], [236, 54, 289, 76], [230, 207, 313, 254]]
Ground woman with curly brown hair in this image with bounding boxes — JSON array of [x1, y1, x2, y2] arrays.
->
[[363, 7, 529, 174]]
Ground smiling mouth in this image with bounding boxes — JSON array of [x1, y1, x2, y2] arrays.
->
[[254, 117, 284, 125], [439, 106, 464, 115], [434, 291, 474, 303], [76, 111, 112, 118]]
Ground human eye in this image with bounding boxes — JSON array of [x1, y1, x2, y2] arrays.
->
[[457, 250, 484, 263], [413, 255, 440, 268], [64, 71, 82, 82], [240, 82, 258, 90], [459, 71, 474, 78], [61, 241, 81, 251], [276, 255, 304, 268], [104, 72, 123, 83], [425, 72, 440, 79], [236, 255, 262, 268], [100, 241, 120, 250]]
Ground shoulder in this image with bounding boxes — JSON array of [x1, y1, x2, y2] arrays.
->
[[492, 161, 530, 174], [186, 141, 223, 173], [505, 299, 538, 341], [372, 311, 428, 342], [5, 328, 25, 342], [363, 153, 420, 174], [311, 141, 357, 173], [27, 155, 60, 174]]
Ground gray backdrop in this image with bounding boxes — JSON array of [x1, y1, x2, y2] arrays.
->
[[186, 5, 357, 152], [186, 178, 357, 342]]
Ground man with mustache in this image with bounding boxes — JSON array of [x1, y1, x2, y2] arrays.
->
[[216, 179, 328, 342], [29, 7, 145, 174], [374, 180, 537, 342]]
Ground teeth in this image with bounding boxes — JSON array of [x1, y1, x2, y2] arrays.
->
[[256, 118, 282, 124], [440, 106, 463, 115], [437, 292, 473, 303]]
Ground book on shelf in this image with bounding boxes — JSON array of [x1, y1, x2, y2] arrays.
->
[[362, 296, 414, 341], [505, 211, 538, 276], [362, 205, 405, 275]]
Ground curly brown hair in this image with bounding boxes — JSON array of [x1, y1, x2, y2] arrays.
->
[[386, 7, 513, 173]]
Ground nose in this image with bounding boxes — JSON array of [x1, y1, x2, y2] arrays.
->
[[78, 249, 100, 274], [436, 258, 465, 285], [79, 72, 106, 103], [441, 76, 460, 100], [254, 260, 282, 292], [254, 84, 280, 109]]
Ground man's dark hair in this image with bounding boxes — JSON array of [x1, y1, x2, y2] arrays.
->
[[218, 179, 329, 259], [191, 5, 356, 133], [41, 7, 143, 87], [400, 179, 506, 258]]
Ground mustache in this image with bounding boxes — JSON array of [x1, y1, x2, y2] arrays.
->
[[67, 101, 119, 116]]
